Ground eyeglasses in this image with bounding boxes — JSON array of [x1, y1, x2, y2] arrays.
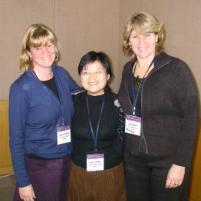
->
[[80, 70, 106, 77]]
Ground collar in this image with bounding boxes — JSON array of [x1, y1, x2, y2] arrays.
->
[[152, 52, 173, 72], [126, 52, 173, 75]]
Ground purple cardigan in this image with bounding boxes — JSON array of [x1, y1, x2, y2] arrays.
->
[[9, 65, 80, 187]]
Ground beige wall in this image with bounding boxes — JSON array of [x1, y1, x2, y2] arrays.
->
[[0, 0, 200, 104], [0, 0, 120, 98], [119, 0, 201, 101], [0, 1, 55, 99]]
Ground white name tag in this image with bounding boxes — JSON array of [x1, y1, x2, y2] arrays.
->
[[125, 115, 141, 136], [57, 125, 71, 145], [86, 153, 104, 171]]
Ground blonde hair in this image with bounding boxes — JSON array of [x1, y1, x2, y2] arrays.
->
[[19, 24, 61, 72], [122, 12, 165, 57]]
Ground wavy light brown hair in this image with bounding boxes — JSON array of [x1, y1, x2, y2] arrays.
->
[[122, 12, 165, 57]]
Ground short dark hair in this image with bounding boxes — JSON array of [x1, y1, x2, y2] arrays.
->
[[78, 51, 112, 78]]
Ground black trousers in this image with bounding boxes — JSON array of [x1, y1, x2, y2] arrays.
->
[[124, 152, 191, 201]]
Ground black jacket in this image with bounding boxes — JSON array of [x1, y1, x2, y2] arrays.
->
[[118, 52, 199, 167], [71, 91, 124, 169]]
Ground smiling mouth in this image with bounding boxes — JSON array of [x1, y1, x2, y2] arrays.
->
[[40, 57, 53, 62], [41, 56, 51, 59], [138, 47, 146, 50], [88, 82, 98, 86]]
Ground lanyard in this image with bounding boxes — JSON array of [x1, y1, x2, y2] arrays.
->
[[86, 95, 105, 151], [131, 59, 154, 115]]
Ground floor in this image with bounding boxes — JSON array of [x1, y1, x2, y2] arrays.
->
[[0, 174, 15, 201]]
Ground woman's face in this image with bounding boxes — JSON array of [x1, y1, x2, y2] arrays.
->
[[80, 61, 110, 96], [129, 30, 158, 60], [28, 42, 56, 70]]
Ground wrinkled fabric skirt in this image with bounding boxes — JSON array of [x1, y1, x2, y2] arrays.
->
[[68, 162, 126, 201], [13, 155, 71, 201]]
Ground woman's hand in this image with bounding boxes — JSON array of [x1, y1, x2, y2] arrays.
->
[[165, 164, 185, 188], [19, 184, 36, 201]]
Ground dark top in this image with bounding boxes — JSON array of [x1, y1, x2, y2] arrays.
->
[[118, 52, 199, 167], [71, 91, 124, 169], [42, 77, 59, 98], [129, 76, 143, 116]]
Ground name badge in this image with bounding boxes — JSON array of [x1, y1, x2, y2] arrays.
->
[[86, 153, 104, 171], [125, 114, 141, 136], [57, 125, 71, 145]]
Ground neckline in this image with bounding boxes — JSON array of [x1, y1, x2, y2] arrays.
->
[[86, 92, 105, 103], [41, 77, 54, 83], [134, 75, 144, 80], [132, 59, 154, 79], [32, 70, 54, 81]]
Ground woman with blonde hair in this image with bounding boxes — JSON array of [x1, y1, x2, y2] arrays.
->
[[9, 24, 80, 201], [118, 12, 199, 201]]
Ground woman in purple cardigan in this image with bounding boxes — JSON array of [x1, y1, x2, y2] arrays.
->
[[9, 24, 80, 201]]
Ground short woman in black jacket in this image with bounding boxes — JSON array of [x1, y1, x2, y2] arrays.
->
[[118, 12, 199, 201], [68, 51, 126, 201]]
